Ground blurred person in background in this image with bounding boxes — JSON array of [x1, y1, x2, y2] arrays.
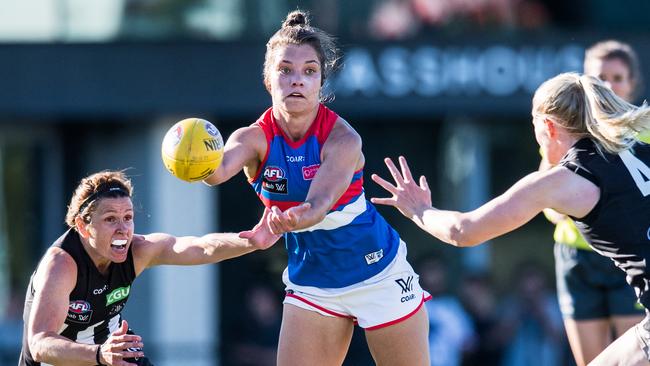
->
[[458, 273, 504, 366], [204, 9, 431, 366], [227, 283, 282, 366], [371, 71, 650, 365], [417, 256, 474, 366], [497, 261, 565, 366], [542, 39, 646, 366], [19, 171, 278, 366]]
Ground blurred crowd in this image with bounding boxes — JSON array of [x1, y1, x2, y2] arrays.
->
[[221, 254, 573, 366]]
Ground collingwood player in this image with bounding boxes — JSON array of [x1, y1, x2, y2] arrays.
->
[[19, 170, 279, 366]]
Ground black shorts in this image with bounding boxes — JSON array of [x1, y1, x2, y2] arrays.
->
[[554, 242, 644, 320]]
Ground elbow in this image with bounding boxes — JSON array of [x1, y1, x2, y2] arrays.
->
[[446, 218, 482, 248], [29, 333, 48, 362]]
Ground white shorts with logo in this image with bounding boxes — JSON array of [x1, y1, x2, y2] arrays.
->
[[283, 241, 431, 330]]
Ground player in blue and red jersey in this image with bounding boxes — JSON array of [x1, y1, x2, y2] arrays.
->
[[204, 9, 430, 366]]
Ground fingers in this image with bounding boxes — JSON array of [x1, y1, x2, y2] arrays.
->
[[371, 174, 398, 195], [419, 175, 430, 192], [399, 156, 414, 183], [238, 230, 253, 239], [384, 157, 404, 186], [370, 197, 396, 207]]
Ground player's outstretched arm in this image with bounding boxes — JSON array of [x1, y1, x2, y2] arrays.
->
[[203, 126, 267, 186], [371, 156, 599, 247], [134, 208, 281, 271]]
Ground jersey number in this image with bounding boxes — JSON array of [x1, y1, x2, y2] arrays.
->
[[619, 150, 650, 196]]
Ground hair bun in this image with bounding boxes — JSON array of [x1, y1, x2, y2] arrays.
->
[[282, 10, 309, 28]]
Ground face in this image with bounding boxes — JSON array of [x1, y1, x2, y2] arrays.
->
[[268, 44, 322, 115], [79, 196, 134, 264], [585, 57, 634, 102], [532, 113, 567, 165]]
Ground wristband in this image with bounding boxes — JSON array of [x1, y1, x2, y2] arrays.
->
[[96, 344, 106, 366]]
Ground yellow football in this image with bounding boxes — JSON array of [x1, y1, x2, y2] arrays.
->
[[161, 118, 224, 182]]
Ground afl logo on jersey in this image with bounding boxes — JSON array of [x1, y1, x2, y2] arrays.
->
[[262, 166, 288, 194], [69, 300, 91, 314]]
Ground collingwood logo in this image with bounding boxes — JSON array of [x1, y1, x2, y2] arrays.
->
[[395, 276, 414, 294]]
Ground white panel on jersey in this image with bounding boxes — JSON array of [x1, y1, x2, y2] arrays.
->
[[293, 193, 367, 233]]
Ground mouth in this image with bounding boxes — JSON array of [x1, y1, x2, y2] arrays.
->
[[285, 92, 305, 99], [111, 239, 128, 251]]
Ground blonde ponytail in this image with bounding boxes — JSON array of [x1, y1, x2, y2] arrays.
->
[[534, 72, 650, 154]]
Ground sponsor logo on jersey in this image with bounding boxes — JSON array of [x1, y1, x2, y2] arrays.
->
[[262, 166, 288, 194], [302, 164, 320, 180], [364, 249, 383, 265], [106, 286, 131, 306], [93, 284, 108, 295], [286, 155, 305, 163], [109, 303, 125, 317], [67, 300, 93, 324]]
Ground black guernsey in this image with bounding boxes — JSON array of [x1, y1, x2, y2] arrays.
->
[[19, 229, 136, 366], [562, 138, 650, 308]]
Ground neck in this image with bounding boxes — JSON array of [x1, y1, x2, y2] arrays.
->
[[273, 105, 319, 142], [79, 236, 111, 275]]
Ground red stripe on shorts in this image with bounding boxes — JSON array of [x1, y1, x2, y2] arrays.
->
[[364, 293, 431, 331], [285, 292, 356, 320]]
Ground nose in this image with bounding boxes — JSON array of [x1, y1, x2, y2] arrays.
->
[[291, 74, 304, 87]]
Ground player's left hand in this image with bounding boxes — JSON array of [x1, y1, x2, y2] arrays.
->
[[239, 208, 282, 249], [268, 202, 312, 234], [370, 156, 433, 219]]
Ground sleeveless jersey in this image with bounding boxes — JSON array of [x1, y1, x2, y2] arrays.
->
[[561, 138, 650, 307], [552, 132, 650, 250], [19, 229, 136, 366], [250, 104, 400, 288]]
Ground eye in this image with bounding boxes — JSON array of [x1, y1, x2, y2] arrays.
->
[[105, 216, 117, 224], [305, 68, 316, 75], [612, 75, 624, 83], [124, 214, 133, 222], [279, 67, 291, 74]]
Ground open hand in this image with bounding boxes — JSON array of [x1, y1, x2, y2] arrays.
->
[[370, 156, 432, 219], [267, 203, 312, 235], [98, 320, 144, 365], [239, 208, 282, 249]]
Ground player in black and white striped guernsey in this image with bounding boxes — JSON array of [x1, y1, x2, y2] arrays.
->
[[19, 171, 280, 366]]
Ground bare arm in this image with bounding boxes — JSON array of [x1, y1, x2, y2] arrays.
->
[[267, 118, 363, 233], [28, 248, 143, 365], [371, 156, 600, 247], [538, 155, 567, 224], [203, 125, 267, 185], [134, 208, 280, 272]]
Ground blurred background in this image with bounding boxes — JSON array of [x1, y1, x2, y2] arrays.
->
[[0, 0, 648, 365]]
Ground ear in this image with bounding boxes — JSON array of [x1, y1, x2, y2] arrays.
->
[[75, 216, 90, 238], [544, 118, 557, 138]]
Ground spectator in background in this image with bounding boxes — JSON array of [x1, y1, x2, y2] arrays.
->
[[544, 39, 645, 366], [498, 262, 565, 366], [417, 256, 474, 366], [459, 273, 504, 366], [228, 284, 282, 366]]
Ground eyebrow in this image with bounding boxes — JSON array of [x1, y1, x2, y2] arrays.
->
[[280, 59, 321, 65]]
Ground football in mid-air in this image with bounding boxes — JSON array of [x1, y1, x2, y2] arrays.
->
[[161, 118, 224, 182]]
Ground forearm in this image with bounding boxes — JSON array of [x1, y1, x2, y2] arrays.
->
[[30, 332, 97, 365], [414, 208, 479, 247], [185, 233, 257, 264]]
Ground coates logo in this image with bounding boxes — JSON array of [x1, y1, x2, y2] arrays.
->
[[204, 122, 219, 137], [68, 300, 91, 314], [263, 166, 285, 182], [302, 164, 320, 180]]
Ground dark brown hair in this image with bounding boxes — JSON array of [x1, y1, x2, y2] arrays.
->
[[263, 10, 339, 99], [65, 170, 133, 228]]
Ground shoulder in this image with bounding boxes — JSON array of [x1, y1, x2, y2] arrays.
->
[[33, 247, 77, 290], [329, 117, 361, 148]]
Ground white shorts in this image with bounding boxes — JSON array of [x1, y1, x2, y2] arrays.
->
[[283, 241, 431, 330]]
